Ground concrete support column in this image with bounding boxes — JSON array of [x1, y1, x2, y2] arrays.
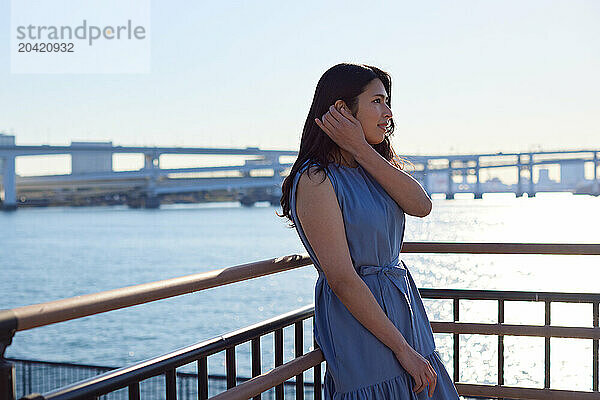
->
[[593, 152, 599, 196], [528, 153, 536, 197], [144, 153, 159, 169], [143, 153, 160, 209], [474, 158, 482, 199], [446, 165, 454, 200], [516, 154, 523, 198], [1, 155, 17, 211]]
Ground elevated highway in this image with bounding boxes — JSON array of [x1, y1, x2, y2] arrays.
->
[[1, 135, 598, 209]]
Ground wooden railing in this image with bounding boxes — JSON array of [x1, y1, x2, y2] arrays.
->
[[1, 242, 599, 400]]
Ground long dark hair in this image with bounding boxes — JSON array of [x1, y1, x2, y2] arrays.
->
[[277, 63, 406, 228]]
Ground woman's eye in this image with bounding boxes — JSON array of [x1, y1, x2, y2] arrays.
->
[[374, 99, 381, 103]]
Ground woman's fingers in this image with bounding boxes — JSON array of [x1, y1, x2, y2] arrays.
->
[[327, 105, 344, 123], [314, 118, 333, 137], [413, 375, 424, 393], [330, 105, 357, 127], [424, 374, 432, 397], [339, 106, 359, 124], [322, 112, 339, 130], [414, 366, 438, 396], [428, 365, 437, 396], [321, 116, 337, 136]]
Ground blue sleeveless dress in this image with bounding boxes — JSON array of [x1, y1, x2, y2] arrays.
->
[[289, 160, 460, 399]]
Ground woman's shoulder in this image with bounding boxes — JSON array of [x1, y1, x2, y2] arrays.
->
[[297, 164, 330, 189], [294, 161, 342, 202], [295, 164, 341, 221]]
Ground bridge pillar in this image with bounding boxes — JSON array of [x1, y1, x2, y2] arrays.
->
[[143, 195, 160, 209], [593, 152, 599, 196], [516, 155, 524, 197], [474, 158, 483, 199], [446, 167, 454, 200], [528, 153, 536, 197], [239, 196, 255, 207], [143, 153, 161, 208], [1, 155, 17, 211], [144, 153, 159, 169]]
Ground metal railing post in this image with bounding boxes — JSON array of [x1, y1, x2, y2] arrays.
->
[[497, 299, 504, 400], [0, 310, 17, 400], [544, 301, 551, 389], [453, 298, 460, 383]]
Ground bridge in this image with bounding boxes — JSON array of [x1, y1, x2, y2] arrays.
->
[[0, 134, 598, 210]]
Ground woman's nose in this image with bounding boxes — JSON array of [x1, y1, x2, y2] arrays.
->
[[383, 105, 392, 119]]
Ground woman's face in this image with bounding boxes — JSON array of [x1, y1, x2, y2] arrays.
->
[[353, 78, 393, 145]]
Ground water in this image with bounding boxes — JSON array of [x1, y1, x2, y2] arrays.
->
[[1, 194, 599, 393]]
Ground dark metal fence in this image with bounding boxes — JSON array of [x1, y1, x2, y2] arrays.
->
[[11, 306, 322, 400], [8, 358, 314, 400]]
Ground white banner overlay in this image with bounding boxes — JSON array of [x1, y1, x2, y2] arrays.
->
[[10, 0, 151, 74]]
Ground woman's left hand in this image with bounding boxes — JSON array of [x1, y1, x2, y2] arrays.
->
[[314, 104, 369, 156]]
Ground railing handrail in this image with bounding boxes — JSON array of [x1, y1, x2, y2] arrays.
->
[[402, 242, 600, 255], [0, 254, 310, 333], [2, 242, 599, 334], [419, 287, 600, 302]]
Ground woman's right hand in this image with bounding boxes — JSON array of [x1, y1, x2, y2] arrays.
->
[[394, 345, 437, 397]]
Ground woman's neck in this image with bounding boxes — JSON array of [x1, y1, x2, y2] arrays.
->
[[332, 148, 359, 168]]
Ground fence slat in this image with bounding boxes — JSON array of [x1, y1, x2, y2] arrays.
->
[[128, 382, 140, 400], [275, 328, 284, 400], [251, 338, 262, 400], [545, 301, 551, 389], [313, 335, 322, 400], [295, 321, 304, 400], [198, 357, 208, 400], [593, 301, 599, 392], [166, 368, 176, 400], [226, 347, 236, 389], [498, 299, 505, 400], [453, 298, 460, 383]]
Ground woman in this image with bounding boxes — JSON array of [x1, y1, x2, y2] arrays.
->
[[279, 63, 459, 399]]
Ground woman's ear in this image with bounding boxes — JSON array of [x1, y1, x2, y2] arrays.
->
[[334, 99, 347, 112]]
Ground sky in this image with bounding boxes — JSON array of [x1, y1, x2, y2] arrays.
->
[[1, 0, 599, 164]]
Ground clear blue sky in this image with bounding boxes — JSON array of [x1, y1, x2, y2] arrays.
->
[[1, 0, 599, 157]]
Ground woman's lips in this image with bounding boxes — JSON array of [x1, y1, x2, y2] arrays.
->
[[377, 125, 386, 132]]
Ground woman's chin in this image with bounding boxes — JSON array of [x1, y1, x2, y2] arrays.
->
[[366, 133, 386, 145]]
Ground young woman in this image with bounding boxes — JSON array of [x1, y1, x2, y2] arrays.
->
[[279, 63, 460, 399]]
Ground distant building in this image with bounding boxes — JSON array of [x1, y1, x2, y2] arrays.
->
[[538, 168, 555, 184], [71, 141, 113, 174], [560, 161, 585, 185], [426, 171, 449, 192], [0, 133, 15, 146]]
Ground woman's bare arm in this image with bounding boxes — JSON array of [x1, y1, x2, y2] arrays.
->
[[295, 167, 409, 354], [353, 144, 432, 217]]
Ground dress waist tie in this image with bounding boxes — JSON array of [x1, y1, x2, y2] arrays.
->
[[357, 260, 423, 353]]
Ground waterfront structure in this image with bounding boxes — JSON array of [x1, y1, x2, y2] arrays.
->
[[1, 134, 599, 210], [0, 135, 294, 209], [0, 134, 16, 210]]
